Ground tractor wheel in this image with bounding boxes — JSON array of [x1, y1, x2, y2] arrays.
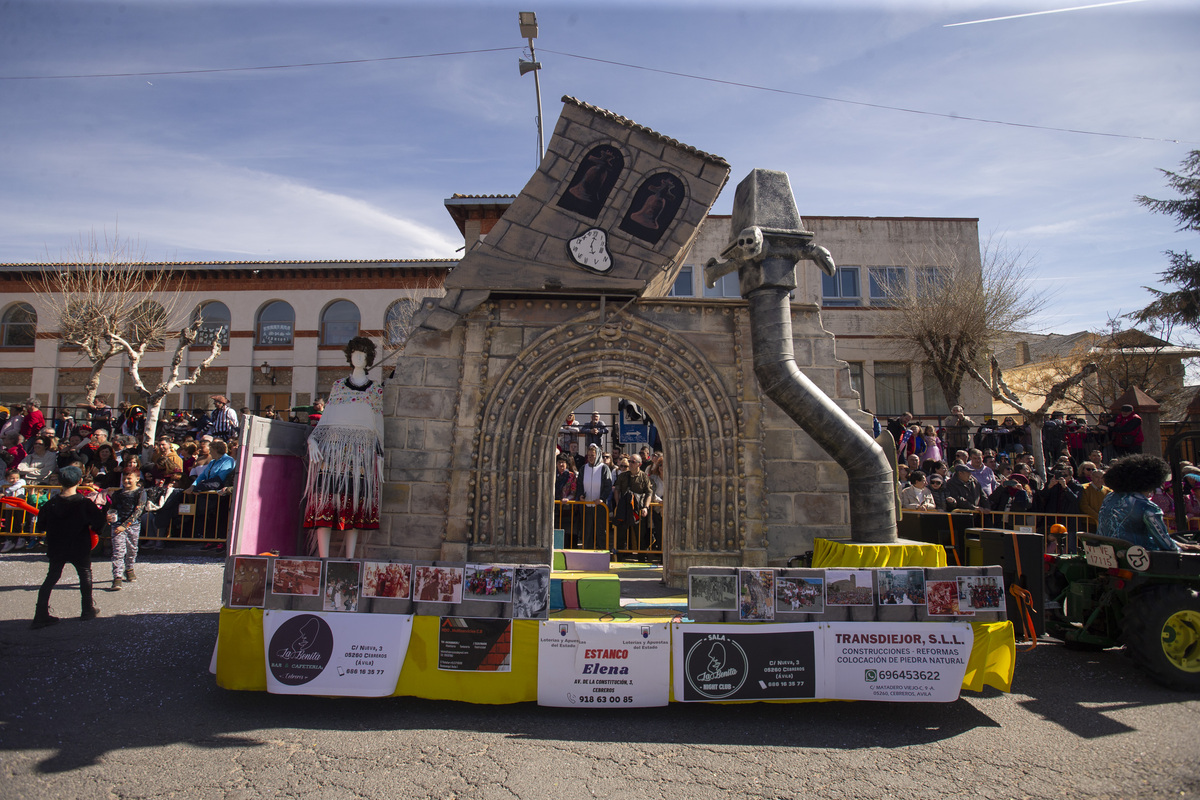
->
[[1121, 586, 1200, 692]]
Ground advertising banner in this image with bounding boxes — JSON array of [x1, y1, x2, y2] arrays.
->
[[262, 610, 412, 697], [823, 622, 974, 703], [672, 622, 974, 703], [673, 624, 822, 702], [437, 617, 513, 672], [537, 621, 671, 708]]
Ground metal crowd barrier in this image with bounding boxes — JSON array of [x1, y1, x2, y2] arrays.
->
[[899, 509, 1099, 563], [554, 499, 664, 562], [0, 484, 231, 547]]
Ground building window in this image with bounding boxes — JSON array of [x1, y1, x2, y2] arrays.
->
[[821, 267, 860, 306], [868, 267, 906, 306], [922, 371, 951, 416], [385, 298, 423, 348], [846, 361, 864, 398], [914, 267, 949, 297], [668, 266, 695, 297], [873, 362, 912, 417], [194, 301, 231, 347], [320, 300, 360, 346], [256, 301, 294, 346], [0, 303, 36, 347], [703, 271, 739, 298]]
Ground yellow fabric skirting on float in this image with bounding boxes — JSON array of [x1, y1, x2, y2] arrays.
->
[[812, 537, 947, 568], [215, 608, 1014, 698], [964, 621, 1015, 693], [216, 607, 267, 691], [391, 616, 539, 704]]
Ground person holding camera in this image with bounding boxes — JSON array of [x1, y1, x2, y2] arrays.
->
[[1034, 465, 1082, 535]]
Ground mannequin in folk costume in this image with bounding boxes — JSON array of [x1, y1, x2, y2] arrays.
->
[[304, 337, 385, 559]]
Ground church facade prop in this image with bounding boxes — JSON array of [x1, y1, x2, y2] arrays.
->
[[377, 98, 874, 586]]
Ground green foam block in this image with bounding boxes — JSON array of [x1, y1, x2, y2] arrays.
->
[[552, 550, 567, 571], [576, 574, 621, 610]]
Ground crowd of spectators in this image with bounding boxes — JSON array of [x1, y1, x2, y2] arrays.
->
[[884, 403, 1200, 552], [553, 413, 661, 560], [0, 396, 243, 554]]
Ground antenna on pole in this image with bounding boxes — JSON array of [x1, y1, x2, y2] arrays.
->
[[518, 11, 545, 163]]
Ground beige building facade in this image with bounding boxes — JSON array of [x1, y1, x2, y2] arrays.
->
[[666, 214, 993, 421], [0, 260, 450, 414]]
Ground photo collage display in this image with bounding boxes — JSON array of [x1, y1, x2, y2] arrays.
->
[[688, 566, 1005, 622], [225, 556, 552, 620]]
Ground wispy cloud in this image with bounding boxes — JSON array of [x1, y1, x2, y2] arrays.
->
[[0, 145, 461, 262]]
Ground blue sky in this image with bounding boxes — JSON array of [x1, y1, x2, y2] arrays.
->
[[1, 0, 1197, 335]]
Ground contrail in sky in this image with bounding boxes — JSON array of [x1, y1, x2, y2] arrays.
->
[[945, 0, 1149, 27]]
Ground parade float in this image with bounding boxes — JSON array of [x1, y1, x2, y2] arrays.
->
[[212, 98, 1015, 705]]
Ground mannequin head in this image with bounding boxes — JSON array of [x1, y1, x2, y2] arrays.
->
[[343, 336, 377, 369]]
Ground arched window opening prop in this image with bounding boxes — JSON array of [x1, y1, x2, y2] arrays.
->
[[556, 144, 624, 219], [620, 173, 685, 245]]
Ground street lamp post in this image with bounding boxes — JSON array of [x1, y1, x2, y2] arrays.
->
[[518, 11, 545, 160]]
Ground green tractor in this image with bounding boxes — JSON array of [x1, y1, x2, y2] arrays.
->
[[1045, 531, 1200, 691]]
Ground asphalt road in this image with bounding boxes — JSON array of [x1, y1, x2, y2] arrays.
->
[[1, 551, 1198, 800]]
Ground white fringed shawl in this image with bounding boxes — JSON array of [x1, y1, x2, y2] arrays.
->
[[303, 378, 384, 520]]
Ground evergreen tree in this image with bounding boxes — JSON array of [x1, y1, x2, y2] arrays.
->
[[1132, 150, 1200, 331]]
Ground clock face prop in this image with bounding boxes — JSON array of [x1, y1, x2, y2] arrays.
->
[[567, 228, 613, 273]]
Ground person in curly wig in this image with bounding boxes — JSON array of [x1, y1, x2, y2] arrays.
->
[[303, 336, 384, 558], [1099, 454, 1200, 552]]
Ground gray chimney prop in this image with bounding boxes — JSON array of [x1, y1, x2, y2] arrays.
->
[[707, 169, 897, 543]]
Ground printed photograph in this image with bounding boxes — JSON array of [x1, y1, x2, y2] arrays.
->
[[513, 566, 551, 620], [825, 569, 876, 606], [270, 558, 322, 596], [464, 564, 515, 603], [362, 561, 412, 600], [688, 574, 737, 611], [229, 556, 268, 608], [958, 575, 1004, 612], [927, 580, 971, 616], [413, 566, 464, 604], [323, 560, 362, 613], [876, 568, 926, 606], [776, 576, 825, 614], [738, 568, 775, 621]]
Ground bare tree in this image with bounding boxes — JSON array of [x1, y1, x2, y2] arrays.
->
[[28, 226, 223, 446], [878, 237, 1051, 408], [116, 311, 223, 450], [965, 355, 1097, 481], [1028, 317, 1190, 418]]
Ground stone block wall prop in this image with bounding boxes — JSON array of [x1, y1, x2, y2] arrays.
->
[[372, 294, 873, 588]]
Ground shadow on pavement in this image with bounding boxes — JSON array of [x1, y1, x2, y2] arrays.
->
[[0, 608, 1000, 774], [1009, 638, 1195, 738], [3, 607, 1191, 775]]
